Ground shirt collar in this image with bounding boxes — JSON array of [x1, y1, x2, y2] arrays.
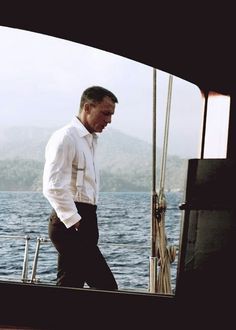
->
[[71, 116, 98, 140]]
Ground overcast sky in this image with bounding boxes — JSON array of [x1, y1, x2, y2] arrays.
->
[[0, 26, 204, 158]]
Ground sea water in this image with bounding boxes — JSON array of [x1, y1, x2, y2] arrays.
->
[[0, 191, 183, 292]]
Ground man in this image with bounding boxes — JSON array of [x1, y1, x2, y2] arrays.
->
[[43, 86, 118, 290]]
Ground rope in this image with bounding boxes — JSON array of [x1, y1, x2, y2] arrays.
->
[[155, 201, 177, 294]]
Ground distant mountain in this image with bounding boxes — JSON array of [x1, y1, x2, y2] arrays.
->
[[0, 126, 52, 161], [0, 126, 188, 192]]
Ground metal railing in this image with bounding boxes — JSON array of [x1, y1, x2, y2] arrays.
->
[[30, 236, 51, 283], [0, 235, 54, 283], [0, 235, 30, 282], [0, 234, 178, 291], [0, 234, 151, 285]]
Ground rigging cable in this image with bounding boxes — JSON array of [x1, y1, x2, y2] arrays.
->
[[156, 74, 176, 294], [150, 72, 176, 294]]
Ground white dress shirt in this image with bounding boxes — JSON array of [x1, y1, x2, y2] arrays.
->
[[43, 117, 99, 228]]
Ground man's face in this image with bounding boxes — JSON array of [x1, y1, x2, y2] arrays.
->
[[86, 96, 116, 133]]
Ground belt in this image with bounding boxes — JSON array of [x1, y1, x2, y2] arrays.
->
[[75, 201, 97, 211]]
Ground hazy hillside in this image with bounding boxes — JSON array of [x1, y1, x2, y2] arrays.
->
[[0, 126, 188, 192], [0, 126, 52, 161]]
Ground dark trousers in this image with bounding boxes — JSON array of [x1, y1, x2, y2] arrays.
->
[[48, 202, 118, 290]]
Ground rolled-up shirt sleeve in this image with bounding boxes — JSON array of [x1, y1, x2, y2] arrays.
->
[[43, 132, 81, 228]]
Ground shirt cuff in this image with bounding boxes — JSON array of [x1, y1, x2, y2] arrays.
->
[[62, 212, 81, 228]]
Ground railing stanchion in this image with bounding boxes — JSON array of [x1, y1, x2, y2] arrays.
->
[[21, 235, 30, 282], [30, 237, 41, 283]]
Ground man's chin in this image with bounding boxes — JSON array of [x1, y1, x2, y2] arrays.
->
[[98, 126, 106, 132]]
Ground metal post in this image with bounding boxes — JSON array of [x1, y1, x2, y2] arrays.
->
[[200, 90, 209, 159], [149, 256, 158, 293], [21, 235, 30, 282], [30, 237, 41, 283], [149, 68, 158, 293]]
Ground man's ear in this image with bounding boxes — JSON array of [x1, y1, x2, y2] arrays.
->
[[84, 102, 91, 113]]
